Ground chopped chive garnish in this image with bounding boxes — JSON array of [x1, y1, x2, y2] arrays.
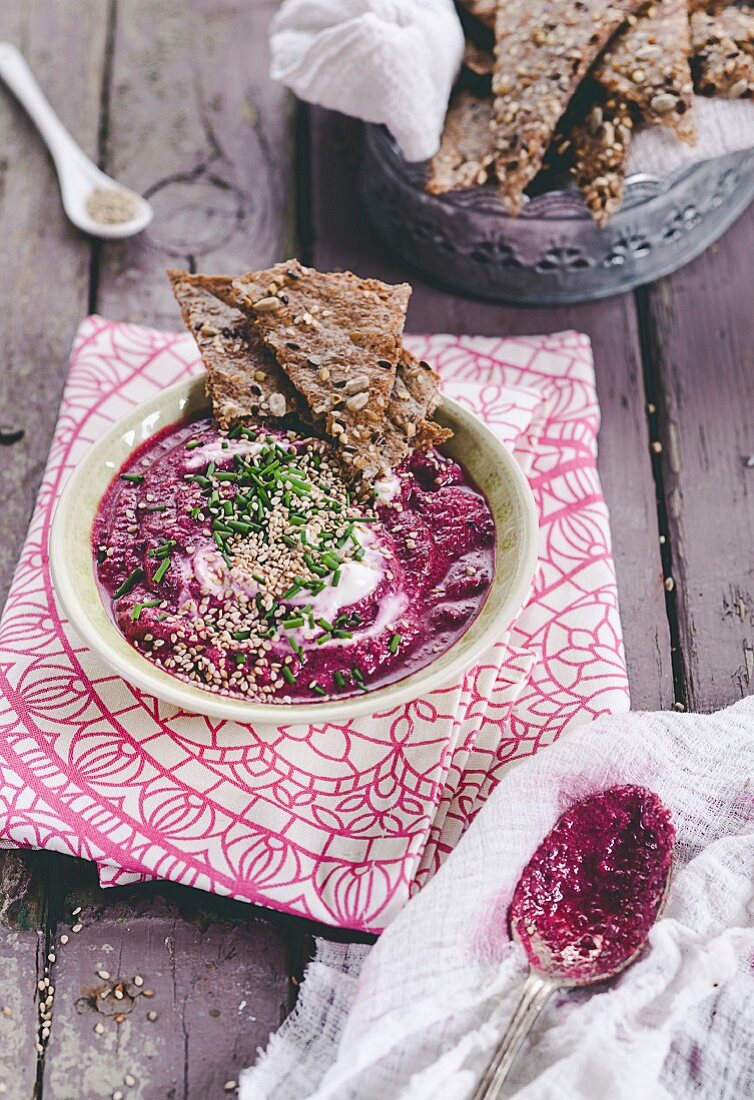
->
[[148, 539, 177, 557], [321, 552, 341, 571], [120, 473, 144, 484], [288, 514, 307, 526], [234, 653, 246, 666], [352, 667, 365, 684], [227, 424, 242, 439], [232, 630, 251, 641], [156, 611, 169, 622], [185, 439, 203, 450], [113, 567, 144, 599], [152, 558, 171, 584], [389, 633, 401, 654], [206, 462, 216, 477], [316, 632, 332, 645], [130, 599, 160, 621], [143, 504, 167, 513], [312, 683, 327, 697], [353, 547, 366, 561], [283, 616, 305, 629], [215, 471, 238, 482], [252, 573, 266, 585], [333, 629, 353, 639], [352, 516, 377, 523], [282, 665, 297, 685], [227, 519, 254, 535], [333, 671, 346, 689], [283, 584, 302, 600], [331, 568, 341, 587]]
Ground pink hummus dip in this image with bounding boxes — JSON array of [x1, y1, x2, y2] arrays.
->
[[93, 418, 495, 703]]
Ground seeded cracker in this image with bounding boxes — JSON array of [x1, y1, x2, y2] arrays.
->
[[492, 0, 643, 215], [462, 41, 495, 79], [594, 0, 696, 143], [571, 93, 634, 227], [688, 0, 732, 12], [691, 11, 754, 98], [427, 91, 496, 194], [359, 351, 451, 479], [704, 6, 754, 55], [457, 0, 496, 32], [168, 270, 308, 429], [215, 260, 412, 473]]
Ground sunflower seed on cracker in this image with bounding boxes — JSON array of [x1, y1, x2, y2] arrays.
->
[[691, 11, 754, 98], [491, 0, 643, 215], [426, 90, 495, 194], [594, 0, 695, 143], [571, 92, 635, 228]]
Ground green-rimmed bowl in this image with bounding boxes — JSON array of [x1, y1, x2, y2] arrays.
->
[[49, 375, 538, 723]]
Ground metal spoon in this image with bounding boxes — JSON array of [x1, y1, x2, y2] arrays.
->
[[471, 786, 674, 1100], [0, 42, 152, 239]]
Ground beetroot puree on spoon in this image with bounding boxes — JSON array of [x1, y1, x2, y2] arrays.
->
[[510, 783, 674, 983], [472, 784, 675, 1100]]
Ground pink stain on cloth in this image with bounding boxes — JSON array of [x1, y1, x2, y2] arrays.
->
[[0, 318, 629, 933]]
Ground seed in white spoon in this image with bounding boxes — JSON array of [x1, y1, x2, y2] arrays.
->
[[86, 186, 138, 225]]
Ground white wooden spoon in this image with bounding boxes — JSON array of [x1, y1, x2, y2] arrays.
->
[[0, 42, 152, 239]]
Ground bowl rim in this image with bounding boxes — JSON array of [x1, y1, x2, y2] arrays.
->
[[49, 376, 539, 724]]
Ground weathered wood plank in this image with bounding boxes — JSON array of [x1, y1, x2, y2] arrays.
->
[[307, 108, 674, 710], [0, 851, 47, 1099], [41, 862, 295, 1100], [641, 201, 754, 712], [0, 5, 109, 1093], [96, 0, 294, 327], [0, 0, 107, 608]]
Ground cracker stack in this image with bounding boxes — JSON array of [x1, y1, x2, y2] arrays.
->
[[169, 263, 450, 481], [430, 0, 754, 225]]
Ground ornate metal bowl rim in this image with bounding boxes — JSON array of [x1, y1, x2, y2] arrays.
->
[[366, 123, 721, 221]]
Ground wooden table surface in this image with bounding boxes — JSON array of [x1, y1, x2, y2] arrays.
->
[[1, 2, 752, 1097]]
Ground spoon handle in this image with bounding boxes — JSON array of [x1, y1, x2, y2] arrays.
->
[[0, 42, 89, 171], [470, 971, 558, 1100]]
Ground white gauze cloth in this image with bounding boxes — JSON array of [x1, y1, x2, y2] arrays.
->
[[240, 696, 754, 1100], [270, 1, 754, 174], [269, 0, 464, 162]]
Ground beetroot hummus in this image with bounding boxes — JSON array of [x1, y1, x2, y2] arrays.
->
[[509, 785, 674, 983], [93, 418, 495, 704]]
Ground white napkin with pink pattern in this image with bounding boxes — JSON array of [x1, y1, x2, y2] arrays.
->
[[0, 319, 628, 932]]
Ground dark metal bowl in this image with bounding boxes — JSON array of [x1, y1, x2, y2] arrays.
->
[[360, 124, 754, 305]]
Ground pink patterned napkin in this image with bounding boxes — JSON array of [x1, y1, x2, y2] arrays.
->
[[0, 318, 628, 932]]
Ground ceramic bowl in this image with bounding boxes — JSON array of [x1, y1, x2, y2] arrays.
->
[[49, 375, 538, 723]]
